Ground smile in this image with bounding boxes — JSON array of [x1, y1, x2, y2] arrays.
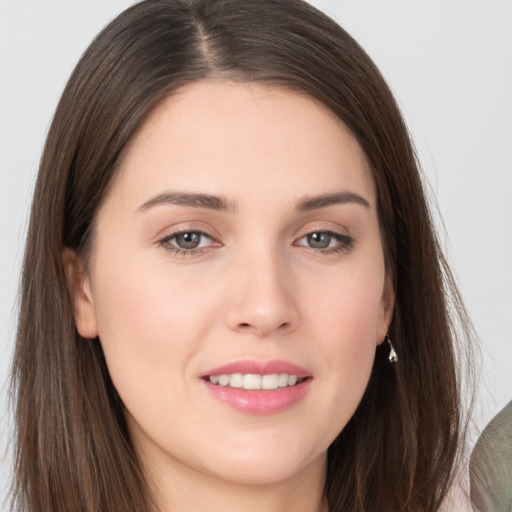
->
[[206, 373, 304, 390], [201, 360, 312, 414]]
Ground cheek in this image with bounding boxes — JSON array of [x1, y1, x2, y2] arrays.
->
[[93, 250, 211, 340], [305, 257, 385, 346], [316, 285, 380, 383], [89, 255, 218, 409], [301, 263, 384, 424]]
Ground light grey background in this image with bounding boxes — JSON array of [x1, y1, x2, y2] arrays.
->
[[1, 0, 511, 505]]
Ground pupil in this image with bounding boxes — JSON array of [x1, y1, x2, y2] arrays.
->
[[176, 232, 201, 249], [308, 232, 331, 249]]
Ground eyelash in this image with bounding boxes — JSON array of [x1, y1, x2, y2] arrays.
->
[[158, 230, 217, 256], [294, 229, 355, 254], [157, 229, 355, 256]]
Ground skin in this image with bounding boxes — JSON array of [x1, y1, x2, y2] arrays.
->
[[66, 81, 394, 512]]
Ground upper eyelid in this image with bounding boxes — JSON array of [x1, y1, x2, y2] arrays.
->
[[295, 226, 350, 239], [163, 228, 212, 237], [160, 229, 216, 243], [300, 227, 345, 234], [157, 225, 220, 242], [295, 230, 352, 242], [295, 218, 350, 233]]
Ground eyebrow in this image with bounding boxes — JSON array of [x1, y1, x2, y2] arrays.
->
[[296, 191, 370, 211], [137, 191, 237, 213], [137, 190, 370, 214]]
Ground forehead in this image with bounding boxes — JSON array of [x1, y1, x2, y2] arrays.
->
[[108, 80, 375, 210]]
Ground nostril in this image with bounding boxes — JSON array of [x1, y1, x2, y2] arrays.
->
[[236, 321, 291, 333]]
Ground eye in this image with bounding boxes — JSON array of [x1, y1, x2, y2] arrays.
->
[[295, 230, 354, 253], [305, 232, 333, 249], [173, 231, 206, 249], [158, 230, 218, 254]]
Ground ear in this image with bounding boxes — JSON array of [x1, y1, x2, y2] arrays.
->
[[377, 273, 395, 344], [62, 248, 98, 339]]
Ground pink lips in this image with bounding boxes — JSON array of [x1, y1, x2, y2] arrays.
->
[[200, 359, 312, 415], [200, 359, 311, 379]]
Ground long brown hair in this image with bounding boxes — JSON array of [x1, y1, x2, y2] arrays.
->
[[11, 0, 474, 510]]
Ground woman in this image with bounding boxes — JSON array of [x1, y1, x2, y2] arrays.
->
[[10, 0, 474, 510]]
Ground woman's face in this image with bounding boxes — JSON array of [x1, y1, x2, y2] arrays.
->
[[70, 81, 393, 487]]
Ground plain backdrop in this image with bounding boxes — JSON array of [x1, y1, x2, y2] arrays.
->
[[1, 0, 511, 505]]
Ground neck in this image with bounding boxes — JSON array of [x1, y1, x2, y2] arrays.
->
[[145, 452, 328, 512]]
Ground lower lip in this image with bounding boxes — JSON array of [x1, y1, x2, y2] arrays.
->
[[202, 379, 312, 415]]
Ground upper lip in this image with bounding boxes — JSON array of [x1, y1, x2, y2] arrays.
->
[[200, 359, 312, 378]]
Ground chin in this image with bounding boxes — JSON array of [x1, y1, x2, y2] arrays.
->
[[204, 452, 326, 487], [190, 431, 329, 486]]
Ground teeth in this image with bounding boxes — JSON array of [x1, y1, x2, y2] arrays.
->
[[243, 374, 261, 389], [288, 374, 297, 386], [218, 374, 230, 387], [229, 373, 243, 388], [278, 373, 289, 387], [207, 373, 302, 390], [261, 374, 278, 390]]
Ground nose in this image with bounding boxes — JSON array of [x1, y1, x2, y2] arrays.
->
[[224, 251, 300, 337]]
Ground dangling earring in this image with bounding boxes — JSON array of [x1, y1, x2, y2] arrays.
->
[[386, 333, 398, 363]]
